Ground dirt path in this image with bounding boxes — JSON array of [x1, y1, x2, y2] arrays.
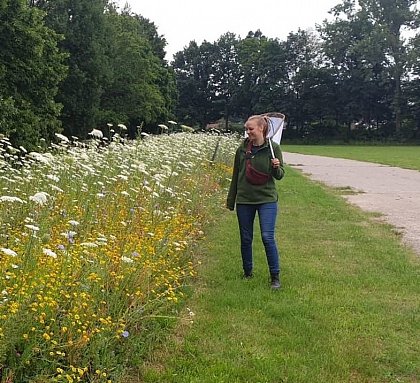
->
[[284, 152, 420, 255]]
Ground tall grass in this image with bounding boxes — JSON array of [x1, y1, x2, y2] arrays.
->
[[0, 133, 239, 382]]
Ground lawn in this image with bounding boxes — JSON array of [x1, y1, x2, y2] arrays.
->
[[282, 145, 420, 171], [135, 167, 420, 383]]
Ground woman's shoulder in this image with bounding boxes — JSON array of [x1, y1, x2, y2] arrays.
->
[[237, 139, 249, 150]]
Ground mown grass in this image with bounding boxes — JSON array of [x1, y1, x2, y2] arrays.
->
[[135, 167, 420, 383], [282, 145, 420, 171]]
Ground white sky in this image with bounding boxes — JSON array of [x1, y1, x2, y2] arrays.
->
[[119, 0, 340, 61]]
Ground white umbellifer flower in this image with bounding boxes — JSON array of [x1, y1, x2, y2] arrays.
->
[[68, 220, 80, 226], [50, 185, 64, 193], [46, 174, 60, 182], [55, 133, 70, 142], [29, 191, 49, 205], [80, 242, 98, 248], [25, 224, 40, 232], [158, 124, 169, 130], [121, 256, 134, 263], [118, 123, 127, 130], [61, 230, 77, 239], [28, 152, 51, 164], [118, 174, 128, 181], [96, 193, 105, 198], [88, 129, 103, 139], [0, 196, 25, 204], [121, 191, 129, 197], [43, 248, 57, 258], [0, 248, 17, 257], [167, 120, 177, 125]]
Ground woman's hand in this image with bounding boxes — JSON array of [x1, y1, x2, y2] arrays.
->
[[271, 158, 280, 168]]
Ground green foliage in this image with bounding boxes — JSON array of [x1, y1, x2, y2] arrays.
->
[[0, 0, 67, 149], [172, 0, 419, 142], [99, 10, 176, 135]]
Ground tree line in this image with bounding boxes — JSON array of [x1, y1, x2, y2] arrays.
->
[[0, 0, 419, 150], [0, 0, 176, 149], [173, 0, 420, 142]]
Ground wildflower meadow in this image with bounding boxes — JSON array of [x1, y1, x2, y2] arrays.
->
[[0, 132, 239, 382]]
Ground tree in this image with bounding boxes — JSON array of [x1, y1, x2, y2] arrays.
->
[[172, 41, 218, 127], [211, 32, 241, 130], [360, 0, 419, 133], [99, 9, 176, 134], [236, 31, 289, 118], [321, 0, 419, 136], [319, 2, 395, 138], [32, 0, 109, 138], [0, 0, 67, 149]]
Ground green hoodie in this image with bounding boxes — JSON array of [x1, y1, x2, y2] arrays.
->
[[226, 138, 285, 210]]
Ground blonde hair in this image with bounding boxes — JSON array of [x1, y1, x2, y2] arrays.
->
[[245, 115, 270, 138]]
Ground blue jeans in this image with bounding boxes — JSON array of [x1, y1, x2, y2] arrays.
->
[[236, 202, 280, 275]]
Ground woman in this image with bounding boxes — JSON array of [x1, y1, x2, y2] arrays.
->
[[226, 114, 285, 289]]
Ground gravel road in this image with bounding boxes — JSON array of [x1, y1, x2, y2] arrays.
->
[[284, 152, 420, 255]]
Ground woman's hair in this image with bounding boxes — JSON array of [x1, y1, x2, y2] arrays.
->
[[245, 115, 270, 138]]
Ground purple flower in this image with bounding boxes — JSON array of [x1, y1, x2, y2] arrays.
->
[[121, 330, 129, 338]]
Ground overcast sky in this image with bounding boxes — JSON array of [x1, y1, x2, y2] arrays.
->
[[118, 0, 340, 61]]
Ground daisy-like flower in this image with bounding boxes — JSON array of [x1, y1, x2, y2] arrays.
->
[[0, 248, 17, 257]]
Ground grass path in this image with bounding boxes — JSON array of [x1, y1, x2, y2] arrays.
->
[[133, 168, 419, 383]]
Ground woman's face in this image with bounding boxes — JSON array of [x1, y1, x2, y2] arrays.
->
[[245, 120, 264, 142]]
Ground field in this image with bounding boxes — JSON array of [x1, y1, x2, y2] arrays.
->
[[1, 137, 419, 382], [0, 133, 238, 382]]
